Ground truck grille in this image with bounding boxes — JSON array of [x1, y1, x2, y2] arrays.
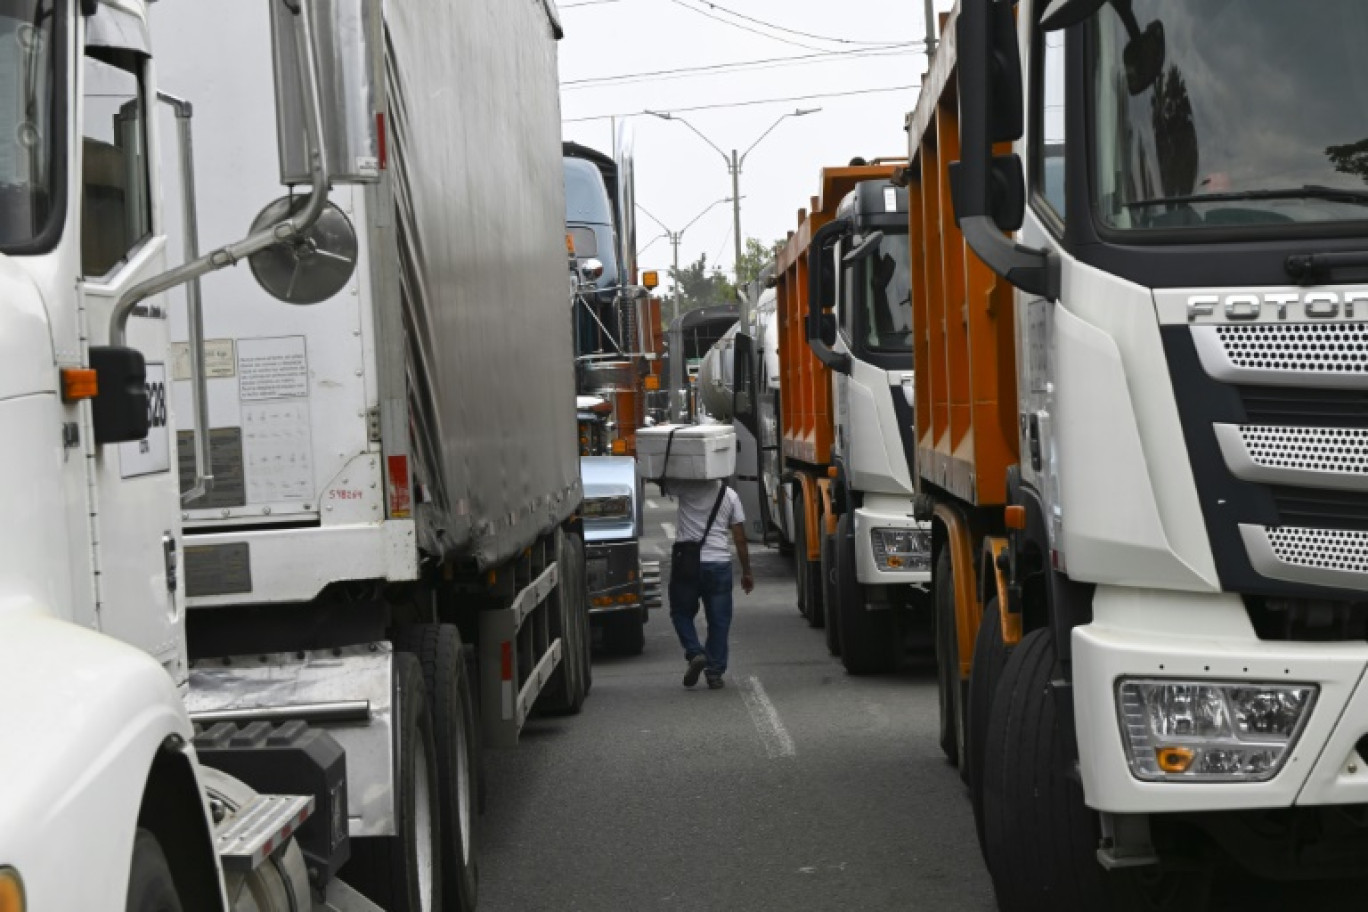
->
[[1240, 387, 1368, 428], [1265, 526, 1368, 576], [1240, 426, 1368, 477], [1215, 323, 1368, 375], [1272, 488, 1368, 530]]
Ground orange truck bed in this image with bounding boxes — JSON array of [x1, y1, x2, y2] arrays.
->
[[903, 17, 1018, 508], [774, 163, 904, 470]]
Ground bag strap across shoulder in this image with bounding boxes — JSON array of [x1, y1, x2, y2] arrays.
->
[[700, 485, 728, 542]]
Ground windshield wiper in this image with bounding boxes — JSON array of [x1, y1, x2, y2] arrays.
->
[[1126, 185, 1368, 209]]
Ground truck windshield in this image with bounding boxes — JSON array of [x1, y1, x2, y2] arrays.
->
[[1092, 0, 1368, 233], [863, 234, 912, 352], [0, 0, 56, 251]]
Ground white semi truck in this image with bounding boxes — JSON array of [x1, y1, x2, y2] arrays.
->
[[0, 1, 586, 910]]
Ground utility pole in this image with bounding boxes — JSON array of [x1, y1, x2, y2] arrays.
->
[[647, 108, 820, 334], [924, 0, 938, 56], [638, 197, 734, 328]]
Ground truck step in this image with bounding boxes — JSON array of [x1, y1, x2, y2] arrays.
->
[[216, 792, 315, 873]]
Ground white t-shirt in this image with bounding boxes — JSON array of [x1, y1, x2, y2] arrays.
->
[[673, 481, 745, 565]]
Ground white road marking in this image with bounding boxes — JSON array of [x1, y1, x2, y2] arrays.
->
[[740, 675, 796, 759], [646, 498, 661, 510], [661, 521, 676, 540]]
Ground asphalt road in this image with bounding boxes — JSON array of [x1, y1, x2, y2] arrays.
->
[[478, 495, 996, 912], [477, 497, 1368, 911]]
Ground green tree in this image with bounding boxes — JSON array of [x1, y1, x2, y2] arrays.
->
[[735, 236, 786, 289], [668, 253, 735, 312]]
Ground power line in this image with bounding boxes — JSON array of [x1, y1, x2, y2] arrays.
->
[[666, 0, 834, 53], [688, 0, 912, 46], [563, 82, 921, 123], [563, 44, 921, 91], [561, 0, 620, 7]]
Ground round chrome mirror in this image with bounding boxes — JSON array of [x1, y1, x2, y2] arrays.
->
[[248, 196, 359, 305], [578, 257, 605, 284]]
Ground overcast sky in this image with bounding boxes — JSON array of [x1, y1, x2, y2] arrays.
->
[[557, 0, 953, 292]]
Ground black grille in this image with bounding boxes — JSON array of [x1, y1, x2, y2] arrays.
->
[[1241, 386, 1368, 428], [1272, 487, 1368, 530]]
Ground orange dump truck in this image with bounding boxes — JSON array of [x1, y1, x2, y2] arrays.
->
[[762, 161, 934, 674], [904, 0, 1368, 906]]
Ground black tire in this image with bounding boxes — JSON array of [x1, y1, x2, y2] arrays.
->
[[392, 624, 480, 911], [604, 610, 646, 655], [536, 532, 588, 714], [822, 530, 841, 655], [461, 644, 489, 817], [835, 513, 897, 674], [126, 828, 184, 912], [969, 598, 1008, 854], [934, 549, 967, 768], [343, 652, 444, 912], [793, 490, 811, 618], [807, 524, 829, 630], [983, 629, 1101, 912]]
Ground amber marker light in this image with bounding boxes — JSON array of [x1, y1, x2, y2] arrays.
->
[[60, 368, 98, 403], [1004, 505, 1027, 530], [0, 867, 25, 912], [1156, 747, 1196, 775]]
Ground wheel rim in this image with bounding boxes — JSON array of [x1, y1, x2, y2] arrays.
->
[[415, 743, 436, 911]]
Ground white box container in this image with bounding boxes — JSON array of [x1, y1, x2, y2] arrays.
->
[[637, 424, 736, 480]]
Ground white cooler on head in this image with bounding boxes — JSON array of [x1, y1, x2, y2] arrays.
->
[[638, 424, 736, 480]]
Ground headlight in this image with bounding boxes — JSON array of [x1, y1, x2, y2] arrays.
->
[[871, 528, 931, 572], [583, 495, 631, 519], [0, 867, 25, 912], [1117, 679, 1317, 782]]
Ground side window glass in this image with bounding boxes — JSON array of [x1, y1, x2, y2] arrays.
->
[[82, 53, 150, 278], [1036, 29, 1066, 221], [839, 249, 855, 341]]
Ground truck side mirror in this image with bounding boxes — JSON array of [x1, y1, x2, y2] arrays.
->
[[951, 0, 1059, 301], [270, 0, 382, 187], [805, 219, 853, 374], [89, 346, 150, 444], [843, 231, 885, 264]]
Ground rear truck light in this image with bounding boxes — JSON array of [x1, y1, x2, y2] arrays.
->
[[1117, 679, 1318, 782], [0, 867, 24, 912], [871, 528, 931, 572], [387, 455, 411, 518]]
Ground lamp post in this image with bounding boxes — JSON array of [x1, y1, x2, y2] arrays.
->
[[646, 107, 820, 329], [637, 197, 733, 326]]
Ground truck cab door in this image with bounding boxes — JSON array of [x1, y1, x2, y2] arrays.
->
[[79, 24, 186, 683]]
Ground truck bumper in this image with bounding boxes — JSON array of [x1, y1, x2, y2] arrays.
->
[[1072, 586, 1368, 815], [852, 495, 932, 586], [185, 519, 419, 607]]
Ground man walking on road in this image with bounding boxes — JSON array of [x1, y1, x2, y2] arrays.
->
[[668, 479, 753, 690]]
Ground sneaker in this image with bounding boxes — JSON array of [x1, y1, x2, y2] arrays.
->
[[706, 675, 725, 690], [683, 654, 707, 688]]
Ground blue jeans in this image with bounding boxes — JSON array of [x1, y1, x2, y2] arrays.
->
[[669, 562, 734, 677]]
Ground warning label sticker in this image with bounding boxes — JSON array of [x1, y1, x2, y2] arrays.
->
[[238, 336, 309, 401]]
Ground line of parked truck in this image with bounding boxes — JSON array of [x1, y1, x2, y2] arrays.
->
[[698, 0, 1368, 908]]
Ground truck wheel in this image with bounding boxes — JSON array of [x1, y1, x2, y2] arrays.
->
[[793, 490, 811, 618], [934, 549, 967, 768], [982, 628, 1101, 911], [393, 625, 481, 910], [808, 526, 829, 630], [968, 598, 1008, 854], [344, 652, 444, 912], [835, 513, 896, 674], [821, 530, 841, 654], [125, 829, 184, 912], [605, 611, 646, 655], [536, 531, 588, 714]]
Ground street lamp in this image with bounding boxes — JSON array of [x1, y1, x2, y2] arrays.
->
[[638, 197, 734, 326], [646, 107, 820, 328]]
